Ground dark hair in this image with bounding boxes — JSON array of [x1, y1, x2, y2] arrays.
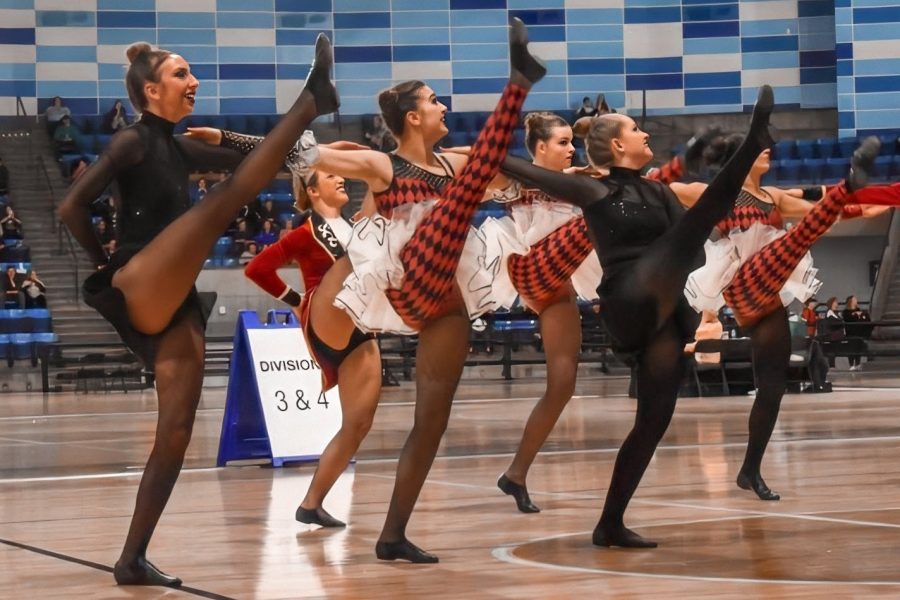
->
[[584, 114, 626, 168], [124, 42, 174, 111], [827, 296, 839, 309], [378, 80, 427, 137], [523, 112, 570, 157], [704, 133, 745, 168], [845, 295, 857, 307]]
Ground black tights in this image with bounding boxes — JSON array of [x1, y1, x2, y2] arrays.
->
[[738, 306, 791, 500]]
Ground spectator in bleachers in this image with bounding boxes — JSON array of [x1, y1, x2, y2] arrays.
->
[[45, 96, 71, 133], [232, 219, 251, 254], [0, 156, 8, 196], [364, 114, 396, 152], [1, 206, 22, 239], [53, 115, 82, 154], [21, 270, 46, 309], [101, 100, 129, 133], [822, 297, 845, 342], [278, 217, 293, 240], [254, 219, 277, 249], [3, 266, 20, 308], [239, 241, 258, 265], [258, 198, 277, 224], [94, 219, 116, 257], [574, 95, 599, 120], [801, 297, 819, 337], [195, 177, 208, 202]]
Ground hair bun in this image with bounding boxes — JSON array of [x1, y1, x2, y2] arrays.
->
[[126, 42, 153, 64]]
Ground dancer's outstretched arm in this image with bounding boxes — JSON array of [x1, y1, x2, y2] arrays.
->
[[499, 155, 605, 209]]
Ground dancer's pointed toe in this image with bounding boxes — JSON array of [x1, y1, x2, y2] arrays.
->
[[375, 539, 439, 563], [113, 557, 182, 587], [497, 474, 541, 513], [737, 470, 781, 501]]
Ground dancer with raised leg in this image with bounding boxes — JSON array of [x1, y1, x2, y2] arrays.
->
[[679, 135, 882, 500], [245, 170, 380, 527], [290, 18, 545, 562], [58, 35, 338, 586], [498, 85, 775, 548]]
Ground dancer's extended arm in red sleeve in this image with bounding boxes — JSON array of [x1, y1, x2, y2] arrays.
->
[[244, 225, 308, 305]]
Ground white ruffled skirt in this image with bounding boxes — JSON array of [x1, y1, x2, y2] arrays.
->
[[684, 222, 822, 313], [334, 200, 528, 335]]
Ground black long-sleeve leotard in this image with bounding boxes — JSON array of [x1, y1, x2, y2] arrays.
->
[[64, 111, 245, 261], [62, 111, 247, 364], [501, 157, 687, 281]]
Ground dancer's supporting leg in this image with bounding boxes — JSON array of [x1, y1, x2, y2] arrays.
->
[[375, 19, 544, 563], [737, 306, 790, 500], [500, 219, 592, 512], [112, 36, 337, 585], [593, 86, 776, 549], [296, 337, 381, 527], [499, 285, 581, 512], [113, 35, 338, 335]]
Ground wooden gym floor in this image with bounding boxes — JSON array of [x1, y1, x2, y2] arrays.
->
[[3, 370, 900, 599]]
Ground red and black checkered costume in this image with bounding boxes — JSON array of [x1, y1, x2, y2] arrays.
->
[[245, 212, 371, 390], [374, 83, 528, 331], [505, 164, 678, 312], [722, 182, 857, 326]]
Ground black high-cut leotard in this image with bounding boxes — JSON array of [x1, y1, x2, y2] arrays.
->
[[64, 111, 246, 364]]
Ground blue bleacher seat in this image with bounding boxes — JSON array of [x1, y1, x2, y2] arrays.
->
[[777, 159, 804, 185], [25, 308, 51, 333], [802, 158, 825, 183], [10, 333, 32, 363], [772, 140, 796, 161], [226, 115, 248, 132], [816, 138, 837, 159], [874, 155, 894, 181], [0, 333, 9, 363], [795, 140, 818, 160], [837, 138, 857, 159], [32, 332, 58, 362], [823, 157, 850, 183], [213, 236, 233, 258], [247, 115, 267, 135], [878, 135, 897, 156]]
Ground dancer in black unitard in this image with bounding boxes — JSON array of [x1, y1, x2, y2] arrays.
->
[[58, 36, 337, 586], [498, 85, 775, 548]]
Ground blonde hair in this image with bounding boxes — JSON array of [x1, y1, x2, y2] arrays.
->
[[584, 114, 626, 169]]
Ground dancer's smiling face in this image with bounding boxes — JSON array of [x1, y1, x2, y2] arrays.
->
[[407, 85, 448, 140], [144, 54, 198, 122], [534, 125, 575, 171]]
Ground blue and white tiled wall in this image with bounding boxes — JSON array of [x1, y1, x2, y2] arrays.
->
[[836, 0, 900, 138], [0, 0, 884, 135]]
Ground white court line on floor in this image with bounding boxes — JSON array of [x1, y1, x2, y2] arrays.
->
[[6, 430, 900, 484]]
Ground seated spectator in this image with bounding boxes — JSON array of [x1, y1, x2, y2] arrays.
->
[[364, 114, 396, 152], [232, 220, 251, 254], [278, 217, 293, 240], [821, 297, 845, 341], [575, 95, 599, 120], [3, 266, 20, 308], [0, 156, 8, 196], [195, 177, 208, 203], [21, 271, 46, 309], [801, 298, 818, 337], [258, 198, 277, 224], [53, 115, 82, 154], [1, 206, 22, 239], [685, 310, 724, 364], [94, 219, 116, 257], [45, 96, 71, 133], [239, 241, 258, 265], [101, 99, 129, 133], [254, 220, 277, 249]]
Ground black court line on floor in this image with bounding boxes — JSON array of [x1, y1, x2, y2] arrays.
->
[[0, 537, 237, 600]]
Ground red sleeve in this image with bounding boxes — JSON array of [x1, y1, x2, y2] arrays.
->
[[245, 224, 310, 299], [848, 182, 900, 207], [645, 155, 683, 184]]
